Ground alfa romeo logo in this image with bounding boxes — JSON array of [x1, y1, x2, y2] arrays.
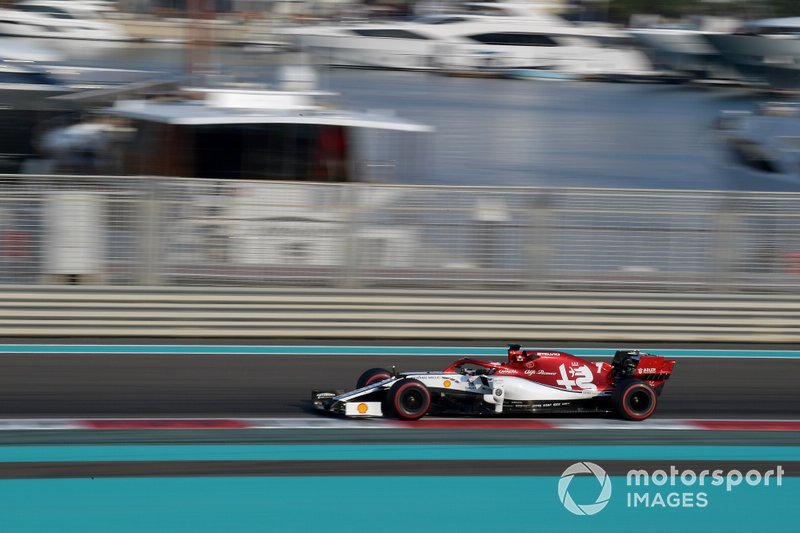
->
[[558, 462, 612, 515]]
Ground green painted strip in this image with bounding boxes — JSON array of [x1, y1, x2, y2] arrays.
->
[[0, 344, 800, 358], [0, 476, 795, 532], [0, 444, 797, 463]]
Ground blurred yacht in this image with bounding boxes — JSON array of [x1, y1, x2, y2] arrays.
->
[[0, 59, 71, 99], [0, 36, 61, 61], [28, 0, 120, 17], [0, 60, 74, 172], [0, 0, 129, 41], [705, 18, 800, 90], [0, 55, 160, 172], [717, 102, 800, 187], [283, 2, 652, 76], [628, 17, 740, 80], [35, 66, 433, 181]]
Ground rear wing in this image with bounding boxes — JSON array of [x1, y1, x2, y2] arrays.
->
[[613, 350, 675, 383]]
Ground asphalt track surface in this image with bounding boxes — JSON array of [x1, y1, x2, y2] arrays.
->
[[0, 341, 798, 486], [0, 344, 798, 418], [1, 460, 797, 479]]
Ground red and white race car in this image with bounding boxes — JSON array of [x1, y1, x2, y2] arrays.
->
[[313, 345, 676, 421]]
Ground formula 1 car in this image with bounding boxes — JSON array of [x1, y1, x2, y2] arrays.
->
[[313, 345, 676, 421]]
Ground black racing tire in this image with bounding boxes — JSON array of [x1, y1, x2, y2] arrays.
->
[[613, 379, 657, 421], [385, 378, 431, 421], [356, 367, 392, 389]]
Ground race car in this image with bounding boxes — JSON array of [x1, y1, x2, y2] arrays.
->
[[313, 345, 676, 421]]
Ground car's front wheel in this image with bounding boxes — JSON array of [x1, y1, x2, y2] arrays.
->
[[613, 379, 657, 421], [356, 367, 392, 389], [386, 378, 431, 421]]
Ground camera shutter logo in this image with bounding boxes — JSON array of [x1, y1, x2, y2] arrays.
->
[[558, 462, 612, 515]]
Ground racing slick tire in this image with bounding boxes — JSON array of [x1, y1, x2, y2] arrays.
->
[[613, 379, 657, 421], [356, 368, 392, 389], [385, 378, 431, 421]]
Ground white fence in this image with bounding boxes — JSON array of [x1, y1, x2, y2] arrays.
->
[[1, 175, 800, 291]]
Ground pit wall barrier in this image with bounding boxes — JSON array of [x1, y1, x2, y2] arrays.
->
[[1, 286, 797, 342]]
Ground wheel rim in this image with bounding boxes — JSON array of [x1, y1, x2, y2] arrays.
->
[[627, 389, 653, 414], [400, 388, 426, 415]]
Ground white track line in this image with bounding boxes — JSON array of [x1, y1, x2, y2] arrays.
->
[[0, 418, 797, 431]]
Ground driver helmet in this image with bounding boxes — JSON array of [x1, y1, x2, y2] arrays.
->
[[508, 344, 524, 364]]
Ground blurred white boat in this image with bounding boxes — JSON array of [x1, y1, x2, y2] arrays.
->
[[504, 68, 581, 80], [0, 56, 162, 173], [0, 60, 74, 120], [283, 2, 652, 76], [0, 37, 61, 61], [35, 66, 433, 181], [0, 59, 77, 172], [628, 17, 740, 80], [705, 18, 800, 90], [0, 0, 129, 41]]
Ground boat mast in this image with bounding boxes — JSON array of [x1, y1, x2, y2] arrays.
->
[[186, 0, 214, 76]]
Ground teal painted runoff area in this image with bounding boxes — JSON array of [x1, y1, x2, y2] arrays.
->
[[1, 344, 800, 358], [0, 476, 796, 533], [0, 444, 797, 463]]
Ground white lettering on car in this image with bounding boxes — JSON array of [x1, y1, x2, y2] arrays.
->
[[558, 363, 596, 391], [557, 364, 576, 390], [574, 365, 597, 392]]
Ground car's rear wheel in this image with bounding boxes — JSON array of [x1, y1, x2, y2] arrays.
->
[[386, 378, 431, 421], [613, 379, 657, 421], [356, 367, 392, 389]]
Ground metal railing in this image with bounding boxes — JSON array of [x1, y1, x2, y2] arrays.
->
[[1, 174, 800, 292]]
